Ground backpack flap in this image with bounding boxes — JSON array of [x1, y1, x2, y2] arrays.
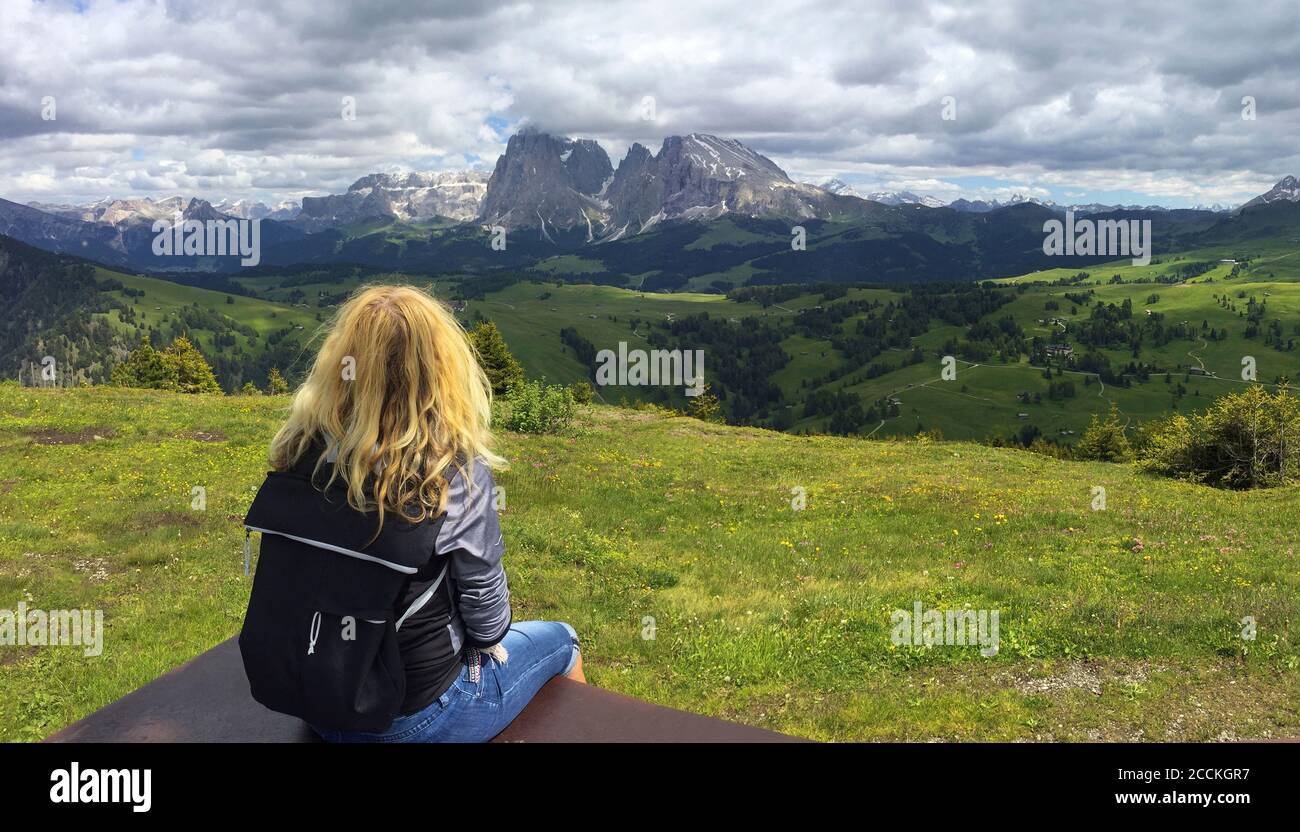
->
[[243, 470, 439, 574]]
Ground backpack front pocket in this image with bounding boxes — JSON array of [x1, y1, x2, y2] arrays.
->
[[297, 607, 405, 732]]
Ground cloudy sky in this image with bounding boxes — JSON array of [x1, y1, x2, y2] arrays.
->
[[2, 0, 1297, 208]]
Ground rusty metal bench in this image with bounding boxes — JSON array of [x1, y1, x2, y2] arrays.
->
[[46, 638, 799, 743]]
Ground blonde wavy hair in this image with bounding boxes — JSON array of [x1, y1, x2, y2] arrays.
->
[[269, 284, 504, 530]]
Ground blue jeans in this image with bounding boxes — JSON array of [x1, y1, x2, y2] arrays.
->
[[313, 620, 580, 743]]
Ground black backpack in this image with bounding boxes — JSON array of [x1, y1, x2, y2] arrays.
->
[[238, 466, 446, 732]]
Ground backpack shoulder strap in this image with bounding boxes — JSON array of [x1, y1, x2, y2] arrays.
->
[[394, 559, 450, 632]]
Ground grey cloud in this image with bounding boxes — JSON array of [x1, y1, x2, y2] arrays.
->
[[0, 0, 1297, 207]]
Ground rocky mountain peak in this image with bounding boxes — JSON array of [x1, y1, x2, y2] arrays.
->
[[478, 131, 613, 233], [1240, 175, 1300, 211]]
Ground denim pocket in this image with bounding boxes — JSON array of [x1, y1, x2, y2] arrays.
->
[[454, 655, 506, 706], [381, 697, 454, 743], [454, 672, 484, 700]]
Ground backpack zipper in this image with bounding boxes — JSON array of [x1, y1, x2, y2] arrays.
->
[[307, 611, 322, 655], [244, 525, 421, 574]]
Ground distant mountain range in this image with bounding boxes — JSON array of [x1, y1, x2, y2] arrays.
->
[[0, 129, 1294, 281], [295, 170, 488, 231], [212, 199, 301, 221], [14, 131, 1253, 240], [820, 179, 947, 208], [0, 195, 306, 271]]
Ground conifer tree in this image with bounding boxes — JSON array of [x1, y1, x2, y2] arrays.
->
[[111, 338, 178, 391], [1075, 403, 1131, 462], [266, 367, 290, 396], [165, 336, 222, 394], [470, 322, 524, 395]]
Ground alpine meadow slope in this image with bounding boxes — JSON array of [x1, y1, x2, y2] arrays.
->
[[0, 384, 1296, 742]]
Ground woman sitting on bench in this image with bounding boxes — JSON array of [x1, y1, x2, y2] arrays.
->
[[254, 284, 584, 743]]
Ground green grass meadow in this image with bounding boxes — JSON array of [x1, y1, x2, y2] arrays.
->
[[1, 383, 1296, 741]]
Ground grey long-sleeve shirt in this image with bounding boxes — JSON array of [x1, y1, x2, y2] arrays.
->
[[437, 459, 512, 647]]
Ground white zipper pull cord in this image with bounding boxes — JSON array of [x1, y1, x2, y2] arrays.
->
[[307, 611, 322, 655]]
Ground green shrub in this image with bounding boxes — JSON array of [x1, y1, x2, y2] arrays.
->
[[686, 383, 722, 422], [111, 338, 176, 391], [1138, 384, 1300, 488], [168, 336, 223, 394], [502, 379, 574, 434], [570, 380, 594, 404], [265, 367, 290, 395], [1074, 404, 1131, 462], [111, 335, 221, 394], [1027, 436, 1074, 460]]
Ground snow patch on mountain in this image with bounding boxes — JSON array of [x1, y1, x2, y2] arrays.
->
[[1240, 175, 1300, 211]]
